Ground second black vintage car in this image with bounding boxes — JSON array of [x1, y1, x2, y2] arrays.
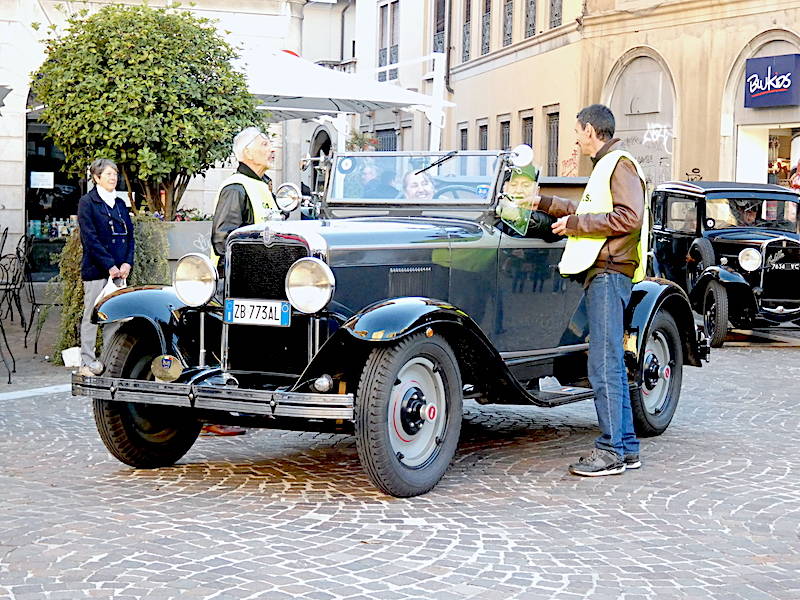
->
[[650, 181, 800, 347], [73, 148, 708, 497]]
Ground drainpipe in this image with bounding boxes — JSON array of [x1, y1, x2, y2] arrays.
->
[[445, 0, 453, 93], [340, 0, 353, 62]]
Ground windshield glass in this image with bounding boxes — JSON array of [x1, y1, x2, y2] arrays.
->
[[705, 194, 799, 232], [327, 153, 501, 208]]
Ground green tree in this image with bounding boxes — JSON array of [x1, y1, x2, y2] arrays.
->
[[31, 3, 263, 219]]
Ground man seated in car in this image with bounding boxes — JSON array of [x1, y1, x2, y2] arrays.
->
[[732, 199, 762, 226]]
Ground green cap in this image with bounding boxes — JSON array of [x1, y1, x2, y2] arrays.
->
[[511, 164, 539, 181]]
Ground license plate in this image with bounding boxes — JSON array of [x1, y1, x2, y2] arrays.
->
[[224, 298, 291, 326]]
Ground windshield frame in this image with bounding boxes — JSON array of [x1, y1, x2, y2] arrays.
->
[[704, 192, 800, 232], [322, 150, 507, 219]]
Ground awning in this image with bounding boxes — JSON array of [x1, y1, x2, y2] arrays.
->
[[247, 51, 453, 121]]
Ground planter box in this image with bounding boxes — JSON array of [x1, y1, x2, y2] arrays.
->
[[164, 221, 212, 274]]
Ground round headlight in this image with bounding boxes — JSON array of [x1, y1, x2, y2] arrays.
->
[[738, 248, 762, 272], [285, 257, 335, 314], [173, 253, 217, 307]]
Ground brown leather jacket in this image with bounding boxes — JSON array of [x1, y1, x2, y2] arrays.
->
[[538, 139, 645, 281]]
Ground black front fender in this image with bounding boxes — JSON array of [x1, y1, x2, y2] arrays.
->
[[627, 278, 706, 369], [293, 297, 531, 403], [94, 285, 218, 364], [688, 266, 752, 311]]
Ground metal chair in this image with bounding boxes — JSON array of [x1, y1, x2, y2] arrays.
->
[[0, 236, 30, 330], [0, 259, 15, 383]]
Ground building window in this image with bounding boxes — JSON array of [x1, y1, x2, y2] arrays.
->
[[433, 0, 446, 54], [460, 126, 469, 150], [549, 0, 561, 28], [525, 0, 536, 38], [376, 128, 397, 151], [546, 110, 559, 176], [481, 0, 491, 56], [378, 1, 400, 81], [479, 123, 488, 150], [499, 120, 511, 150], [521, 116, 533, 147], [462, 0, 471, 62], [503, 0, 513, 47]]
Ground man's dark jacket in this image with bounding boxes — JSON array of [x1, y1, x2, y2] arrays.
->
[[77, 187, 135, 281], [211, 163, 272, 260]]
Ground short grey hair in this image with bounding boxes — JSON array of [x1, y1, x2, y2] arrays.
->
[[233, 127, 266, 162], [89, 158, 118, 179]]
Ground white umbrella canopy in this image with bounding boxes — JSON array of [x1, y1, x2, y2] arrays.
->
[[247, 51, 453, 121]]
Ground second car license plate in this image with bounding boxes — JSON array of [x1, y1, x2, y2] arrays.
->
[[224, 298, 291, 326]]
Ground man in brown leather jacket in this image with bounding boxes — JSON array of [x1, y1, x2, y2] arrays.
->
[[532, 104, 647, 476]]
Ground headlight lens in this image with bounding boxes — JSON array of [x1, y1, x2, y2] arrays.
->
[[285, 257, 335, 314], [173, 253, 217, 307], [738, 248, 762, 272]]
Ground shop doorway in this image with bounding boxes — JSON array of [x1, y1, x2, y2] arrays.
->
[[736, 124, 800, 186], [25, 98, 84, 281]]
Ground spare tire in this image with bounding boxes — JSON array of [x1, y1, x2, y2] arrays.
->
[[686, 238, 715, 293]]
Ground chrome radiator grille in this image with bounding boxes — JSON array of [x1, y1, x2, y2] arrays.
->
[[228, 242, 308, 300], [762, 241, 800, 303]]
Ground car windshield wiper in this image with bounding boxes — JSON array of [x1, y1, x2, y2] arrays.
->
[[415, 150, 458, 175]]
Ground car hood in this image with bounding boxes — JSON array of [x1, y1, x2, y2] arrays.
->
[[704, 229, 800, 244], [229, 216, 486, 256]]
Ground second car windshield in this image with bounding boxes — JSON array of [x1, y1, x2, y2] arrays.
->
[[705, 196, 799, 232]]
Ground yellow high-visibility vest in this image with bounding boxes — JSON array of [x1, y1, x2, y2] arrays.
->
[[558, 150, 649, 283], [212, 172, 277, 265]]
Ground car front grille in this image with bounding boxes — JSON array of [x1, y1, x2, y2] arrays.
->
[[228, 242, 308, 300], [226, 241, 311, 376], [762, 241, 800, 304]]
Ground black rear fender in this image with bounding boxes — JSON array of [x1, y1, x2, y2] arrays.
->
[[628, 278, 705, 370]]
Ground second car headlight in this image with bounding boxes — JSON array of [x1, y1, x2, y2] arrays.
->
[[285, 257, 335, 314], [738, 248, 762, 272], [173, 253, 217, 307]]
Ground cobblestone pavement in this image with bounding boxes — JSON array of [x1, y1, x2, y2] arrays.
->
[[1, 346, 799, 600]]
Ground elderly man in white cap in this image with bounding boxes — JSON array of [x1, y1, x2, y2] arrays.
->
[[206, 127, 276, 436], [211, 126, 277, 274]]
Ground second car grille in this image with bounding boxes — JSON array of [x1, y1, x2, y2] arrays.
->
[[762, 242, 800, 303], [228, 242, 308, 300]]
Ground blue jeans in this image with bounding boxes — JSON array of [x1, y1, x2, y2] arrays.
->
[[585, 272, 639, 458]]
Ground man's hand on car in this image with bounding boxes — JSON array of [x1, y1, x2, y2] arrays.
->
[[551, 216, 569, 236]]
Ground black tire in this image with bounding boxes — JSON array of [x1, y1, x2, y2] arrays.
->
[[704, 280, 729, 348], [355, 332, 462, 497], [631, 311, 684, 437], [93, 330, 201, 468], [686, 238, 715, 292]]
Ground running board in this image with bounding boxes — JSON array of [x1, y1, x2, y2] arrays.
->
[[526, 389, 595, 407]]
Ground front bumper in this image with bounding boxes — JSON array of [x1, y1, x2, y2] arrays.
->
[[72, 374, 354, 420]]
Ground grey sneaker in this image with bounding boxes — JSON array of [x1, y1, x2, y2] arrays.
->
[[568, 448, 625, 477], [624, 453, 642, 469]]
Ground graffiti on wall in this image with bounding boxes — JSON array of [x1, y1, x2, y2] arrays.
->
[[561, 144, 580, 177], [685, 168, 703, 182], [620, 121, 674, 187]]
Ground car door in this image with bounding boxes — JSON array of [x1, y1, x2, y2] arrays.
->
[[493, 231, 584, 352], [651, 193, 699, 290]]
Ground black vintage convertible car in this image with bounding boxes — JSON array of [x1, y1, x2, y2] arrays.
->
[[73, 148, 708, 497], [650, 181, 800, 347]]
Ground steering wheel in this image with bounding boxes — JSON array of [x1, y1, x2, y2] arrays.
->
[[436, 184, 482, 200]]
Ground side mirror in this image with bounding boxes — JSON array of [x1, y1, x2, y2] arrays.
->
[[275, 183, 301, 213], [510, 144, 534, 168]]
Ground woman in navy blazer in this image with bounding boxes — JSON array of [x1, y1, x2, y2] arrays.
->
[[77, 159, 135, 376]]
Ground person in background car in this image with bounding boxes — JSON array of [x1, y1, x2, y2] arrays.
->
[[402, 170, 435, 202]]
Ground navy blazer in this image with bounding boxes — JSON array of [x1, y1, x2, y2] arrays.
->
[[77, 187, 135, 281]]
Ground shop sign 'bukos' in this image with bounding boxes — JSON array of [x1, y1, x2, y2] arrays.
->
[[744, 54, 800, 108]]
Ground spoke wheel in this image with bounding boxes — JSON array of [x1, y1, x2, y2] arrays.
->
[[631, 311, 683, 437], [704, 280, 729, 348], [356, 332, 462, 497], [93, 330, 201, 468]]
